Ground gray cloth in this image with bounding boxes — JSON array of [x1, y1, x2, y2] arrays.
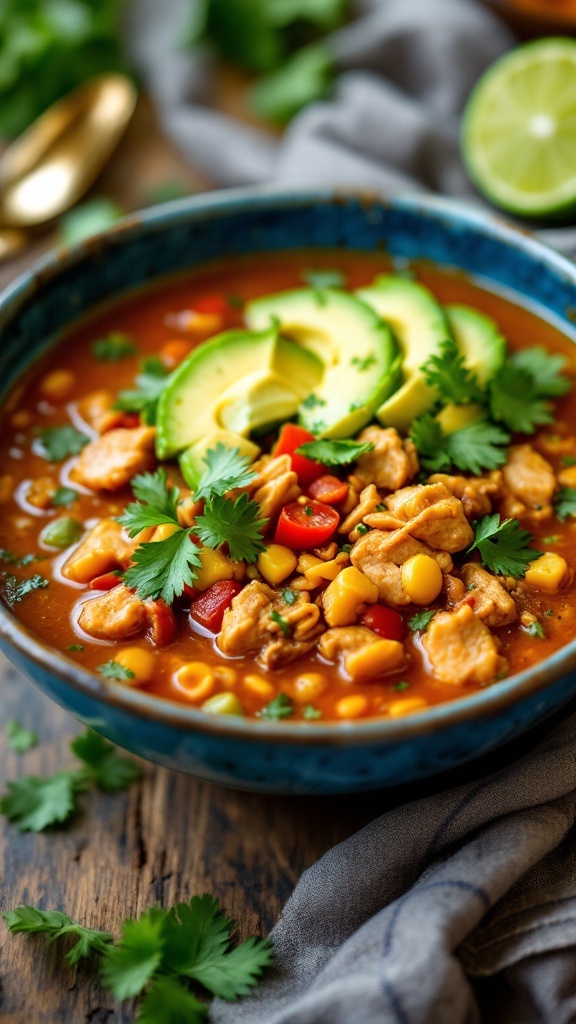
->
[[127, 1, 576, 1019]]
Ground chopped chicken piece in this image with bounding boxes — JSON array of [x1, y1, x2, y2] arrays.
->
[[76, 390, 115, 433], [373, 483, 473, 553], [71, 426, 156, 492], [318, 626, 377, 662], [247, 455, 300, 521], [217, 580, 323, 668], [62, 519, 133, 583], [339, 484, 381, 536], [78, 585, 147, 641], [444, 574, 466, 607], [351, 529, 452, 606], [428, 472, 503, 519], [423, 604, 506, 686], [501, 445, 556, 522], [461, 563, 517, 627], [354, 426, 419, 491]]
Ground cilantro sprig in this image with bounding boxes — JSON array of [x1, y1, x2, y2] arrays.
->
[[2, 894, 273, 1023], [296, 438, 374, 465], [468, 514, 541, 578], [421, 339, 484, 404], [0, 729, 140, 832], [555, 488, 576, 521], [115, 357, 169, 425], [37, 426, 89, 462], [92, 333, 137, 362], [6, 720, 39, 754], [119, 449, 266, 604], [410, 414, 510, 476]]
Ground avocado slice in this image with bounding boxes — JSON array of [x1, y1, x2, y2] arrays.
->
[[155, 326, 323, 459], [179, 431, 261, 490], [445, 304, 506, 384], [357, 275, 452, 434], [245, 289, 400, 438]]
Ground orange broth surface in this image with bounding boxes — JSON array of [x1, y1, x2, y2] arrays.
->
[[1, 250, 576, 721]]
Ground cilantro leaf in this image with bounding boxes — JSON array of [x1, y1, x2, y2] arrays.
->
[[0, 573, 49, 604], [123, 531, 202, 604], [195, 494, 267, 563], [71, 730, 141, 792], [162, 894, 274, 1000], [115, 358, 168, 425], [250, 43, 333, 123], [421, 338, 484, 404], [525, 620, 545, 638], [101, 909, 167, 1000], [270, 609, 291, 636], [52, 486, 79, 508], [351, 354, 377, 372], [37, 426, 89, 462], [408, 610, 435, 632], [259, 693, 294, 720], [296, 439, 374, 465], [118, 468, 181, 536], [138, 977, 207, 1024], [6, 720, 39, 754], [410, 415, 509, 475], [489, 363, 553, 434], [0, 772, 81, 831], [302, 704, 322, 719], [468, 514, 541, 577], [555, 487, 576, 521], [1, 907, 112, 965], [282, 588, 297, 605], [194, 444, 257, 502], [92, 332, 137, 362], [511, 346, 571, 398], [98, 660, 136, 682], [59, 198, 124, 246], [301, 268, 346, 290]]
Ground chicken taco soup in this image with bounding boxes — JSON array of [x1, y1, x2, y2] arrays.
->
[[1, 252, 575, 723]]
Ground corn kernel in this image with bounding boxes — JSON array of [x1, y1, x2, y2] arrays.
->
[[257, 544, 297, 585], [345, 639, 406, 680], [323, 566, 379, 627], [291, 672, 327, 703], [297, 553, 322, 573], [174, 662, 215, 703], [243, 674, 275, 700], [213, 666, 238, 689], [304, 558, 341, 588], [151, 523, 181, 542], [10, 410, 32, 429], [401, 554, 443, 605], [115, 646, 156, 685], [558, 466, 576, 488], [335, 694, 369, 719], [436, 403, 483, 434], [202, 692, 245, 716], [195, 548, 244, 591], [388, 696, 428, 717], [524, 552, 568, 594], [40, 369, 75, 402]]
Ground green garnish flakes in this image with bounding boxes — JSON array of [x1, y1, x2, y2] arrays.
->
[[296, 439, 374, 465], [92, 332, 137, 362], [6, 720, 39, 754], [37, 426, 89, 463], [468, 514, 541, 578], [259, 693, 294, 720], [408, 610, 435, 632], [98, 661, 136, 682]]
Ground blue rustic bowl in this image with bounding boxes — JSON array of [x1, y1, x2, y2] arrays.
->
[[1, 188, 576, 794]]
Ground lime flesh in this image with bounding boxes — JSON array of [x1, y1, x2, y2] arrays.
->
[[462, 38, 576, 219]]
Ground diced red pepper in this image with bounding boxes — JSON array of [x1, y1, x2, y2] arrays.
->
[[193, 294, 230, 317], [360, 605, 406, 642], [182, 583, 199, 600], [273, 423, 325, 486], [90, 572, 121, 591], [274, 500, 339, 549], [308, 474, 349, 505], [159, 338, 192, 368], [145, 598, 177, 646], [190, 580, 243, 633]]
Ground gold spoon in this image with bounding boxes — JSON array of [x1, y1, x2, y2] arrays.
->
[[0, 74, 137, 259]]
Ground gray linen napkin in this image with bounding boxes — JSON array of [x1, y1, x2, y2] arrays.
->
[[126, 1, 576, 1019]]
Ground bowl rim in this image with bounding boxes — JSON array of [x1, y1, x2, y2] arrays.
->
[[2, 183, 576, 747]]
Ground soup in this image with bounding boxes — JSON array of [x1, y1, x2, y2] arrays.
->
[[1, 251, 575, 723]]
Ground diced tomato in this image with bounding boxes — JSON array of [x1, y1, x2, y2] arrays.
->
[[308, 474, 348, 505], [90, 572, 121, 591], [273, 423, 325, 486], [360, 605, 406, 642], [193, 294, 230, 317], [145, 599, 177, 646], [190, 580, 243, 633], [102, 411, 141, 432], [159, 338, 192, 368], [274, 500, 339, 549]]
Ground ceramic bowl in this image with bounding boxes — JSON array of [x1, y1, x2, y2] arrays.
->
[[2, 188, 576, 794]]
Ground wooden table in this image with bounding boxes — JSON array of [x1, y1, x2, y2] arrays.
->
[[0, 95, 568, 1022]]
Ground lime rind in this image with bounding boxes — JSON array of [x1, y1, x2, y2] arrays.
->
[[462, 37, 576, 219]]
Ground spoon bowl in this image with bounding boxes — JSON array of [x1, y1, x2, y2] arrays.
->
[[0, 74, 137, 229]]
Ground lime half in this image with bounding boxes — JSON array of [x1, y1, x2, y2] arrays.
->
[[462, 38, 576, 219]]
